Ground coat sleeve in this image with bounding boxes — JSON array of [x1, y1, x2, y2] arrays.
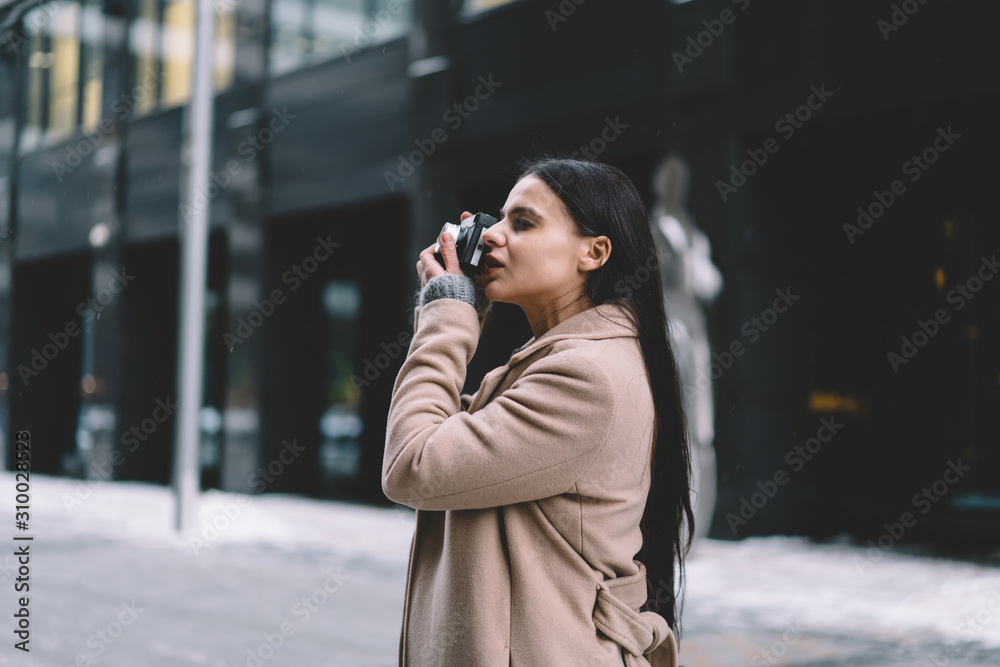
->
[[382, 297, 617, 511]]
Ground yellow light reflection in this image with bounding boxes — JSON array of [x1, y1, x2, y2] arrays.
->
[[133, 0, 160, 116], [81, 1, 104, 132], [48, 1, 81, 142], [808, 391, 859, 416], [214, 5, 235, 91], [943, 218, 956, 239], [161, 0, 194, 108]]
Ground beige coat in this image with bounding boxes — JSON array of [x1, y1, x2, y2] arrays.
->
[[383, 296, 679, 667]]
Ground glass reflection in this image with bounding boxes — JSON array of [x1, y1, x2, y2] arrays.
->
[[318, 280, 363, 482], [269, 0, 413, 76]]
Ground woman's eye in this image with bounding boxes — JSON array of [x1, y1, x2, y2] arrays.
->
[[514, 218, 532, 229]]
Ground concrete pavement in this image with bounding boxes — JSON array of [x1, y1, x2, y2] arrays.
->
[[1, 473, 998, 666]]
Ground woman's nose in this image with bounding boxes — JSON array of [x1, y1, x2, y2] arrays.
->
[[482, 220, 504, 247]]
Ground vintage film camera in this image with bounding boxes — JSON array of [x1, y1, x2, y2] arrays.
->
[[433, 212, 499, 272]]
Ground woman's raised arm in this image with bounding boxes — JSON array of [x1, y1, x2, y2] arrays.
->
[[382, 297, 616, 511]]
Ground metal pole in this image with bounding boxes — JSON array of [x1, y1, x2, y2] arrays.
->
[[172, 0, 215, 533]]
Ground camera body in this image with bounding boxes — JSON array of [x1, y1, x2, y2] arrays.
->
[[433, 212, 499, 272]]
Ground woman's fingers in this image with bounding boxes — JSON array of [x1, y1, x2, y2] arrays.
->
[[417, 241, 451, 286], [415, 212, 474, 285], [437, 232, 462, 275]]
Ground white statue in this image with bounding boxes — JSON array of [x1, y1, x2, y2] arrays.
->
[[649, 153, 723, 547]]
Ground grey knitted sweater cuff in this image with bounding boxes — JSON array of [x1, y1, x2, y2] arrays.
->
[[414, 273, 492, 318]]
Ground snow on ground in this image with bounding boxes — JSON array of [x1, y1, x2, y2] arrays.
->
[[8, 472, 1000, 653], [683, 535, 1000, 649], [23, 471, 416, 567]]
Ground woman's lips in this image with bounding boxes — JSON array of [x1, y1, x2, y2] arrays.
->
[[481, 255, 504, 275]]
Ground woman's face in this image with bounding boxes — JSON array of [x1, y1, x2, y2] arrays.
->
[[475, 174, 609, 318]]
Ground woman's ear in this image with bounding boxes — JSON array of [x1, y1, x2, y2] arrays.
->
[[579, 236, 611, 272]]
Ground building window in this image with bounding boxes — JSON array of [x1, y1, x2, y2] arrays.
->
[[20, 0, 103, 152], [269, 0, 413, 76], [318, 280, 364, 483], [160, 0, 195, 108], [132, 0, 159, 116], [18, 0, 235, 153], [129, 0, 236, 118], [80, 0, 104, 132]]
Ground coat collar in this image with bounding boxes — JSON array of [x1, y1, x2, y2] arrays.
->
[[464, 302, 638, 415], [508, 302, 639, 367]]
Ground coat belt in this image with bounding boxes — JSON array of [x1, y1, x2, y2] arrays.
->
[[593, 560, 678, 667]]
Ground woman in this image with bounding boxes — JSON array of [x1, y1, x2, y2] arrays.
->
[[383, 157, 694, 667]]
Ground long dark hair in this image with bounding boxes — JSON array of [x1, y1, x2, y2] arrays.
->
[[515, 155, 696, 643]]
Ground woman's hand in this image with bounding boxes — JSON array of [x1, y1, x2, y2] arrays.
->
[[417, 211, 474, 287]]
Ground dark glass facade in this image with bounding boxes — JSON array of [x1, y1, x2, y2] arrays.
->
[[1, 0, 997, 545]]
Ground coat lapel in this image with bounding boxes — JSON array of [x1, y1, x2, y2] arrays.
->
[[466, 303, 638, 414], [466, 364, 512, 414]]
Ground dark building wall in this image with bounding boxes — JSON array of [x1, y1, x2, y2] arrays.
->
[[1, 0, 998, 546], [8, 254, 90, 473], [700, 0, 1000, 544], [256, 196, 410, 501]]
